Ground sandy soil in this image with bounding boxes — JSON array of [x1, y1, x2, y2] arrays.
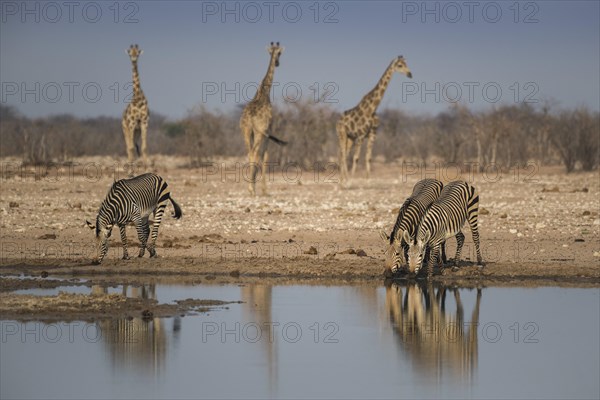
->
[[1, 155, 599, 299]]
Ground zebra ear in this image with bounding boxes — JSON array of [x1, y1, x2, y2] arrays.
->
[[401, 230, 410, 244], [86, 220, 95, 230], [379, 230, 390, 242]]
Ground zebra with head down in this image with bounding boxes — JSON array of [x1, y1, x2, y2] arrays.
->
[[86, 173, 182, 264]]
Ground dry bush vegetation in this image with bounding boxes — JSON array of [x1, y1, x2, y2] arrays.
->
[[0, 102, 598, 172]]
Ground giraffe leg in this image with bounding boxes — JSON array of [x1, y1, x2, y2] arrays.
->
[[365, 130, 376, 180], [123, 123, 135, 163], [351, 136, 364, 178], [119, 225, 130, 260], [241, 122, 253, 163], [140, 119, 149, 166], [337, 126, 349, 186], [248, 135, 266, 196], [261, 148, 269, 196]]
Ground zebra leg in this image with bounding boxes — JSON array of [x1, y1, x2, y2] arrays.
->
[[453, 231, 465, 266], [119, 225, 130, 260], [427, 245, 440, 279], [147, 205, 166, 257], [133, 214, 149, 258], [440, 241, 447, 266], [468, 210, 484, 265]]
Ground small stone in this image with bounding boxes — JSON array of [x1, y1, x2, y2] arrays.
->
[[593, 251, 600, 257], [41, 271, 49, 278], [500, 213, 507, 219], [245, 207, 251, 213], [304, 246, 318, 255], [517, 232, 523, 237], [574, 238, 585, 243], [356, 249, 367, 257], [324, 253, 336, 260], [9, 202, 18, 208], [38, 233, 57, 240], [535, 222, 546, 229], [582, 211, 591, 216], [479, 207, 490, 215], [509, 229, 517, 234], [339, 248, 356, 255]]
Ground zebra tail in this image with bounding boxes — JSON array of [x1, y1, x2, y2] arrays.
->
[[169, 197, 183, 219], [267, 134, 287, 146]]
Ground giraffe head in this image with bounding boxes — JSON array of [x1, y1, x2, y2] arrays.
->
[[392, 55, 412, 79], [126, 44, 143, 62], [267, 41, 284, 67]]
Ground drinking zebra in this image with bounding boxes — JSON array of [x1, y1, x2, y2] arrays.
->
[[86, 173, 182, 264], [381, 178, 444, 273], [404, 180, 483, 278]]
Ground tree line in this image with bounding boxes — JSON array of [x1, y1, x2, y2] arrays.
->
[[0, 101, 597, 173]]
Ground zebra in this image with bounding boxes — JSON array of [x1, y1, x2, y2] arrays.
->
[[380, 178, 445, 273], [405, 180, 483, 278], [86, 173, 182, 264]]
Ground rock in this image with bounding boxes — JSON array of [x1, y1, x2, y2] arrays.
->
[[479, 207, 490, 215], [304, 246, 318, 255], [509, 229, 517, 234], [500, 213, 507, 219], [9, 202, 18, 208], [245, 207, 251, 213], [582, 211, 591, 216], [324, 253, 336, 260], [339, 248, 356, 255], [41, 271, 49, 278], [38, 233, 57, 240], [541, 186, 559, 193], [356, 249, 367, 257], [574, 238, 585, 242], [535, 222, 546, 229]]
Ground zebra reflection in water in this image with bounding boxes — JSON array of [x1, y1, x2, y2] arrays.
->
[[384, 281, 482, 382], [92, 284, 171, 376]]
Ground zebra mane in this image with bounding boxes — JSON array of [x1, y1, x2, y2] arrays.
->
[[389, 197, 413, 245]]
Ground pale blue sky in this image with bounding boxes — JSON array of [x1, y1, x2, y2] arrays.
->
[[1, 1, 598, 119]]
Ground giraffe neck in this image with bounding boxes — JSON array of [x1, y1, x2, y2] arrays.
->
[[131, 60, 144, 102], [254, 52, 277, 103], [361, 61, 395, 115]]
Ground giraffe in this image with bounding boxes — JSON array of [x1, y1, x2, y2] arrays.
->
[[122, 44, 149, 165], [240, 42, 287, 196], [337, 56, 412, 185]]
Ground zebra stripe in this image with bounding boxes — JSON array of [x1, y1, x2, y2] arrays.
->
[[90, 173, 182, 264], [384, 179, 444, 273], [407, 180, 483, 277]]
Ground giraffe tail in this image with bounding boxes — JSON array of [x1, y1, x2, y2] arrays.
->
[[267, 134, 287, 146]]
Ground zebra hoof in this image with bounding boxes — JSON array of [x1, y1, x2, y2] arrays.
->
[[451, 266, 459, 272], [138, 251, 145, 258], [91, 259, 101, 265], [122, 255, 131, 260], [149, 249, 157, 258]]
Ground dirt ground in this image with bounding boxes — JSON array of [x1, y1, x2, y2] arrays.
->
[[1, 155, 599, 318]]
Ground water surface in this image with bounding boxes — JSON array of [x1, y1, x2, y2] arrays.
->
[[1, 282, 598, 399]]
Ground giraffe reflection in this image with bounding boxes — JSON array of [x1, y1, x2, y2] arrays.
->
[[384, 281, 482, 381], [240, 284, 278, 394], [92, 284, 169, 376]]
